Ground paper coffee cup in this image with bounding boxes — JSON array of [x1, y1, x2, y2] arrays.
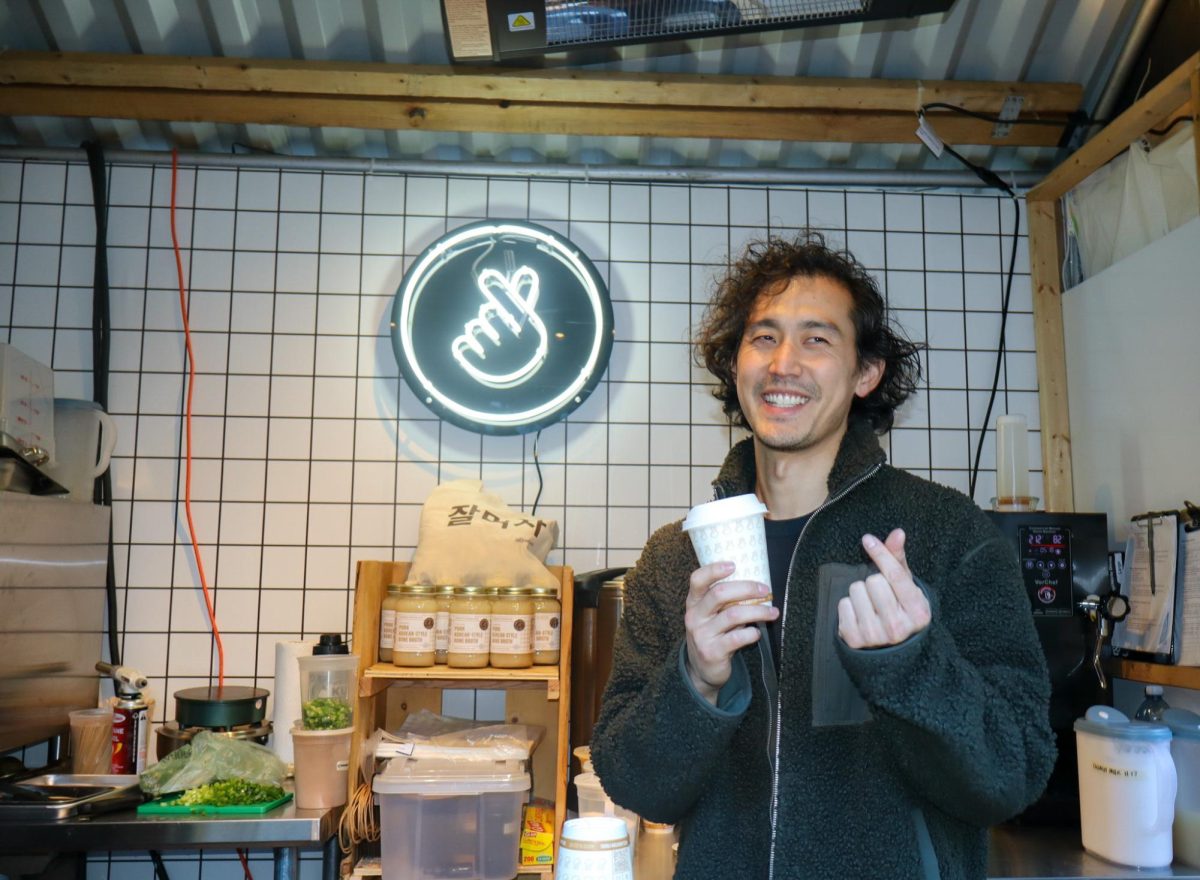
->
[[682, 494, 772, 606], [557, 816, 633, 880]]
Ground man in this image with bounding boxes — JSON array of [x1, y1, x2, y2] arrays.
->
[[590, 232, 1055, 880]]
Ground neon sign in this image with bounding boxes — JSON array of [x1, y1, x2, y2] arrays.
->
[[391, 221, 614, 434]]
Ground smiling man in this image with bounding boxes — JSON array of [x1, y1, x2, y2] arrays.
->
[[591, 232, 1055, 880]]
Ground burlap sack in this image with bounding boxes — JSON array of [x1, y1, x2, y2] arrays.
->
[[406, 479, 559, 589]]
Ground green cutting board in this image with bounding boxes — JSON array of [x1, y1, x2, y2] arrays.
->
[[137, 792, 293, 815]]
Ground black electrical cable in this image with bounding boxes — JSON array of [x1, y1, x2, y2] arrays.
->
[[530, 429, 544, 516], [920, 102, 1080, 127], [923, 132, 1022, 500], [967, 194, 1020, 501], [1147, 115, 1192, 138], [84, 141, 119, 668], [149, 850, 172, 880]]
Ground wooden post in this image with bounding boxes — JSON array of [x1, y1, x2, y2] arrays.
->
[[1025, 197, 1073, 512]]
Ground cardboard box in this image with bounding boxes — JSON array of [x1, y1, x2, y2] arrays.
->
[[520, 800, 555, 867]]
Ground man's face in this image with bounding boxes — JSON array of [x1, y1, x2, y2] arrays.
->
[[734, 275, 883, 457]]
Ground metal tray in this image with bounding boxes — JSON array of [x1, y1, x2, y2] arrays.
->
[[0, 773, 143, 821]]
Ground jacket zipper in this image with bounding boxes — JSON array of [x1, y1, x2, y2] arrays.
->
[[766, 461, 882, 880]]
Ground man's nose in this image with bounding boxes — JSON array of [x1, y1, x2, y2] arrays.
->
[[768, 338, 805, 375]]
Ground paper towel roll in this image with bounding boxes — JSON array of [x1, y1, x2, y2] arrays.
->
[[271, 639, 315, 767]]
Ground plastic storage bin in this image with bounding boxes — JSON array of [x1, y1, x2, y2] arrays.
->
[[574, 771, 639, 859], [374, 753, 531, 880]]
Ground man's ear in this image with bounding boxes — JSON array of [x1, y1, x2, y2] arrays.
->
[[854, 358, 884, 399]]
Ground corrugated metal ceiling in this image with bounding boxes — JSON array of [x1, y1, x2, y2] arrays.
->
[[0, 0, 1143, 173]]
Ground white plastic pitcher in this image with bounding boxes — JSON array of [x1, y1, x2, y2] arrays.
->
[[44, 398, 116, 501], [1075, 705, 1176, 868]]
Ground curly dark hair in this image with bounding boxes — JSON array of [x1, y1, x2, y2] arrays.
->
[[695, 231, 924, 435]]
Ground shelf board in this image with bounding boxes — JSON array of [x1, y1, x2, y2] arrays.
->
[[1107, 658, 1200, 689], [360, 662, 560, 697]]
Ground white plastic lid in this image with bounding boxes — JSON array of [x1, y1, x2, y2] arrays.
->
[[373, 754, 531, 795], [682, 494, 768, 532]]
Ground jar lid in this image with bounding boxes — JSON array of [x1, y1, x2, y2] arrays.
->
[[529, 586, 558, 597], [400, 583, 436, 595], [386, 583, 404, 594], [455, 585, 488, 596], [498, 586, 532, 597], [436, 584, 456, 595]]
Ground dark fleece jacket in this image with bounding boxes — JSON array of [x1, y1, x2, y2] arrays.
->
[[591, 417, 1055, 880]]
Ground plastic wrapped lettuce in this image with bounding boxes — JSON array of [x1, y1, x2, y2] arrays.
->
[[139, 730, 287, 796]]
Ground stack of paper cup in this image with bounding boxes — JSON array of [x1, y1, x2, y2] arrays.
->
[[681, 493, 772, 605]]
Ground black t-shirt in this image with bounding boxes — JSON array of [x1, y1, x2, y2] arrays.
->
[[764, 514, 809, 668]]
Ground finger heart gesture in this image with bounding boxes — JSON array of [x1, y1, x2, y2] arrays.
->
[[837, 528, 932, 649]]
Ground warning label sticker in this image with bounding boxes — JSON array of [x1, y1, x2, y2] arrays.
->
[[508, 12, 536, 31]]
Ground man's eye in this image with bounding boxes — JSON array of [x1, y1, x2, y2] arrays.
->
[[808, 336, 829, 345], [752, 334, 775, 344]]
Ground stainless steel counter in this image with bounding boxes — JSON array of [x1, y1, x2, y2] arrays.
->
[[0, 799, 342, 880], [629, 822, 1200, 880], [989, 826, 1200, 879]]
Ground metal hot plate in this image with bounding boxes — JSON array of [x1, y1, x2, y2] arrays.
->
[[173, 685, 269, 729]]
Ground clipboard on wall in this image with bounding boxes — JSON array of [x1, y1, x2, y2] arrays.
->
[[1111, 511, 1179, 662], [1172, 506, 1200, 666]]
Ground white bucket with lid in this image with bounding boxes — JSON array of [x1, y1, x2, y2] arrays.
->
[[1074, 705, 1176, 868]]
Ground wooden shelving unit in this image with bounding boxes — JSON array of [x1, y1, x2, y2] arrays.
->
[[347, 560, 573, 879], [1107, 658, 1200, 691]]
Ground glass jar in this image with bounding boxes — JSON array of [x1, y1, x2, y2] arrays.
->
[[393, 584, 437, 667], [378, 583, 402, 663], [490, 586, 534, 669], [434, 585, 455, 665], [530, 585, 561, 666], [448, 586, 492, 668]]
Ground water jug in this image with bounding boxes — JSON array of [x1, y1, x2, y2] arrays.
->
[[43, 398, 116, 502], [1074, 705, 1176, 868]]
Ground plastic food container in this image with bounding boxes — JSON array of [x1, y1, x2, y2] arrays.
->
[[1164, 708, 1200, 867], [574, 771, 639, 859], [374, 752, 531, 880], [1074, 705, 1176, 868]]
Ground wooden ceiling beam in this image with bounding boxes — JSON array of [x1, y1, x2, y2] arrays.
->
[[0, 50, 1083, 146]]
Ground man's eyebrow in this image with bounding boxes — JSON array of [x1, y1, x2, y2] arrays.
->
[[744, 317, 844, 337]]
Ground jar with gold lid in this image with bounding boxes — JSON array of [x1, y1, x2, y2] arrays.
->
[[490, 586, 534, 669], [392, 584, 437, 667], [378, 583, 402, 663], [530, 585, 561, 666], [433, 585, 455, 664], [448, 585, 492, 668]]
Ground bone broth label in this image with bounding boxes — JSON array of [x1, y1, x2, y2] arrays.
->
[[535, 612, 560, 650], [490, 614, 533, 653], [395, 612, 436, 651], [450, 612, 490, 651]]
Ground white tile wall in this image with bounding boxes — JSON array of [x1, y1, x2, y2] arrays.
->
[[1, 158, 1039, 875]]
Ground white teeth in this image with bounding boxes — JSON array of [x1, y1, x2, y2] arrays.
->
[[764, 393, 809, 406]]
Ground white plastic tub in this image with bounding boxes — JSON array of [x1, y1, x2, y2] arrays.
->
[[374, 753, 530, 880], [574, 771, 639, 859]]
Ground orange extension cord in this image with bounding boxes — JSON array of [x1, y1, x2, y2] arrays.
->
[[170, 148, 225, 687]]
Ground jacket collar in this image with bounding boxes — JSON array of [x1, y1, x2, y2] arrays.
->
[[712, 415, 886, 501]]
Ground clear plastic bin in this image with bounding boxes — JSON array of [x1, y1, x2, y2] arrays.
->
[[374, 753, 531, 880]]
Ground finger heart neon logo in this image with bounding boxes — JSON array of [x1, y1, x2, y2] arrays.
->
[[451, 266, 550, 389]]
